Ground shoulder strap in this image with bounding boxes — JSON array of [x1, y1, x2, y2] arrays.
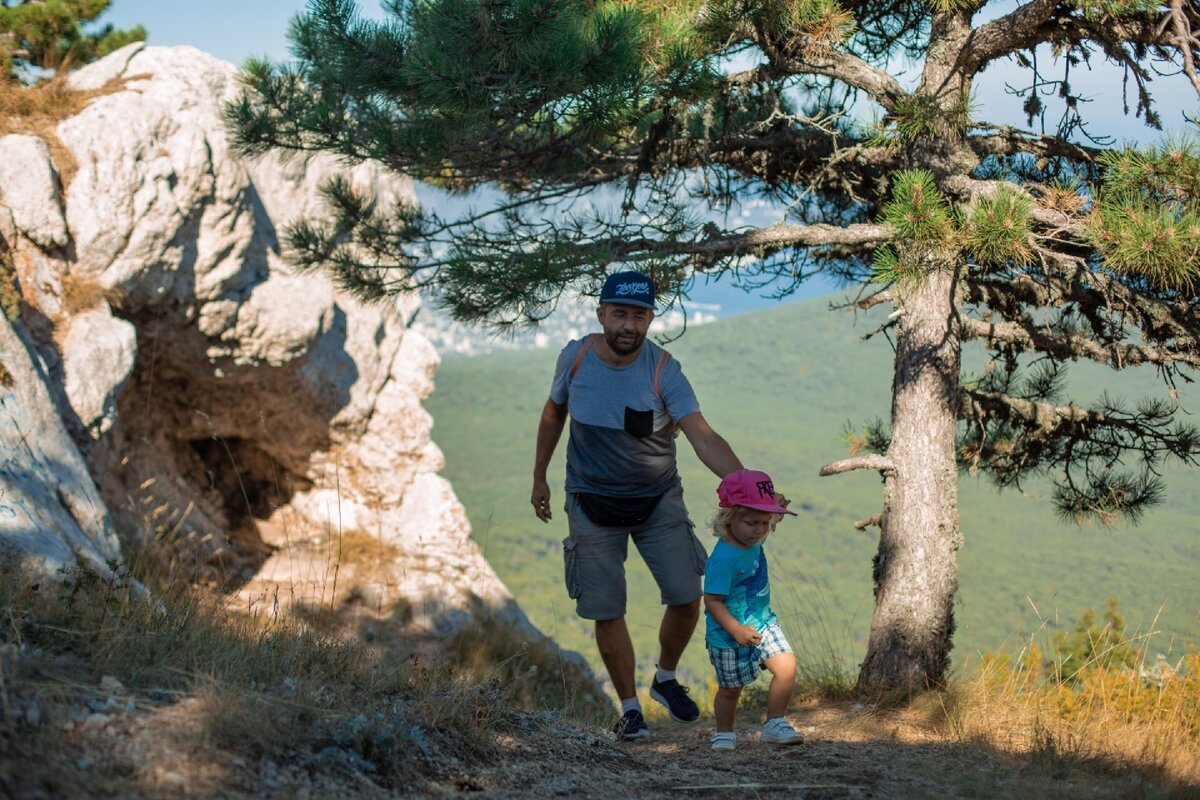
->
[[570, 335, 673, 413], [652, 347, 672, 402], [568, 334, 597, 384]]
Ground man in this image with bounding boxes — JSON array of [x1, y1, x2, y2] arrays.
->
[[531, 270, 743, 740]]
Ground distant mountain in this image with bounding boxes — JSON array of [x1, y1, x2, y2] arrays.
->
[[411, 291, 720, 357]]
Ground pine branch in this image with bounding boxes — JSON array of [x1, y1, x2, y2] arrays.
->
[[963, 0, 1198, 79], [966, 125, 1106, 164], [959, 0, 1060, 73], [726, 56, 906, 111], [1166, 0, 1200, 96], [959, 383, 1200, 522], [961, 316, 1200, 370]]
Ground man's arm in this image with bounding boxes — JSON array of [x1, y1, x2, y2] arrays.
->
[[703, 593, 762, 646], [678, 412, 742, 478], [531, 396, 568, 522]]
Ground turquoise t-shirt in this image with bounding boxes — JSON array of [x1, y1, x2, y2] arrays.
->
[[703, 539, 777, 649]]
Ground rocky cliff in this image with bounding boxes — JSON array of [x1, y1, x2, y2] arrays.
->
[[0, 43, 594, 686]]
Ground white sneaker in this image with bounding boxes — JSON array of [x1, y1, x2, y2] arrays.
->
[[761, 717, 804, 745], [711, 732, 736, 751]]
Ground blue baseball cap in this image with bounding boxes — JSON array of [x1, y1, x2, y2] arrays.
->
[[599, 271, 656, 310]]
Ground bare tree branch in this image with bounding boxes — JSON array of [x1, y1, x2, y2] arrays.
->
[[962, 316, 1200, 369], [1167, 0, 1200, 96], [966, 124, 1106, 163], [959, 0, 1060, 72], [819, 455, 896, 476], [733, 52, 908, 111], [854, 512, 884, 531], [963, 388, 1096, 431]]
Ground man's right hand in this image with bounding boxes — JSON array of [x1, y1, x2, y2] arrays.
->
[[531, 479, 553, 522]]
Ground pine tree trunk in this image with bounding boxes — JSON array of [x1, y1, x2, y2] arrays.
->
[[856, 268, 963, 693]]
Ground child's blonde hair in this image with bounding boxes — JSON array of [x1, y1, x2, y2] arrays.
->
[[710, 493, 791, 542]]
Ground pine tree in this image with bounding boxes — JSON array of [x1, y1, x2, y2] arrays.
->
[[230, 0, 1200, 692], [0, 0, 146, 81]]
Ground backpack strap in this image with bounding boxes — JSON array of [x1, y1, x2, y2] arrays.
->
[[652, 348, 671, 401], [569, 335, 677, 432], [568, 334, 597, 384]]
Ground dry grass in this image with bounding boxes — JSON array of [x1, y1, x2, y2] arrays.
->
[[57, 272, 111, 315], [913, 639, 1200, 794], [0, 74, 129, 189], [445, 614, 614, 724], [0, 558, 526, 797]]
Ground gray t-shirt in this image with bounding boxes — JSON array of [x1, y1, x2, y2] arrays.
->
[[550, 336, 701, 498]]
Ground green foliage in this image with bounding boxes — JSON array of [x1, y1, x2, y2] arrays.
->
[[876, 92, 972, 145], [869, 245, 905, 284], [232, 0, 714, 184], [1069, 0, 1160, 21], [698, 0, 855, 52], [0, 0, 146, 81], [962, 186, 1033, 268], [1089, 139, 1200, 291], [1050, 598, 1138, 683], [880, 169, 956, 245]]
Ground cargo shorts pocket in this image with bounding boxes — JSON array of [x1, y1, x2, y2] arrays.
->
[[562, 537, 581, 599], [687, 523, 708, 576]]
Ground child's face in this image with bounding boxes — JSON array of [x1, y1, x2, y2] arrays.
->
[[728, 508, 777, 548]]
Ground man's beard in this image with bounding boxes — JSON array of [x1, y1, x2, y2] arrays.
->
[[606, 330, 645, 356]]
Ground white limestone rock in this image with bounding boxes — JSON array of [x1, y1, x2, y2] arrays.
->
[[0, 44, 596, 692], [0, 316, 120, 576], [0, 135, 69, 250], [61, 305, 137, 437]]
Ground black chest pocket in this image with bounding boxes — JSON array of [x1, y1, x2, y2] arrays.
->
[[624, 406, 654, 438]]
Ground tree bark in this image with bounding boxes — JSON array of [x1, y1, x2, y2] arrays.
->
[[856, 267, 963, 693]]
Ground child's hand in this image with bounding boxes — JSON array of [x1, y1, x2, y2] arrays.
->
[[734, 625, 762, 646]]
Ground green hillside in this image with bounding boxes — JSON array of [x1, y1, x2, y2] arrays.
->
[[425, 294, 1200, 690]]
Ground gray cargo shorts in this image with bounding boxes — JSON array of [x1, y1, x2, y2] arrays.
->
[[561, 484, 708, 621]]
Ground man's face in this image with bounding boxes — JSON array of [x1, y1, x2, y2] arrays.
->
[[597, 303, 654, 356]]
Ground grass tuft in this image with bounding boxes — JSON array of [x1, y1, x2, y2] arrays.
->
[[0, 74, 129, 189], [0, 556, 529, 795]]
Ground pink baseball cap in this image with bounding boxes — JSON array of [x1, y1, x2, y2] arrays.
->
[[717, 469, 796, 515]]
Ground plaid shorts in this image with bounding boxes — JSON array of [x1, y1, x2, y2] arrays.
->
[[707, 620, 793, 688]]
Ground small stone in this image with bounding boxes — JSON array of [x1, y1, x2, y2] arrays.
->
[[161, 771, 187, 786], [82, 712, 110, 731], [99, 675, 126, 694]]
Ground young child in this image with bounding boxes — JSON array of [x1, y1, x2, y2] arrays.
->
[[703, 468, 804, 750]]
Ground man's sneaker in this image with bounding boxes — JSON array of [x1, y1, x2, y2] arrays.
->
[[649, 676, 700, 723], [612, 709, 650, 740], [761, 717, 804, 745], [711, 732, 736, 751]]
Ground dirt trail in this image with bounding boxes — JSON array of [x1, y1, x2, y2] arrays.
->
[[440, 700, 1153, 799], [19, 686, 1185, 798]]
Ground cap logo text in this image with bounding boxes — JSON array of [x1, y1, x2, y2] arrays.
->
[[756, 480, 775, 497], [613, 282, 651, 296]]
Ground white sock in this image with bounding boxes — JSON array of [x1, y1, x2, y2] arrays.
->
[[621, 697, 641, 714], [654, 664, 676, 683]]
